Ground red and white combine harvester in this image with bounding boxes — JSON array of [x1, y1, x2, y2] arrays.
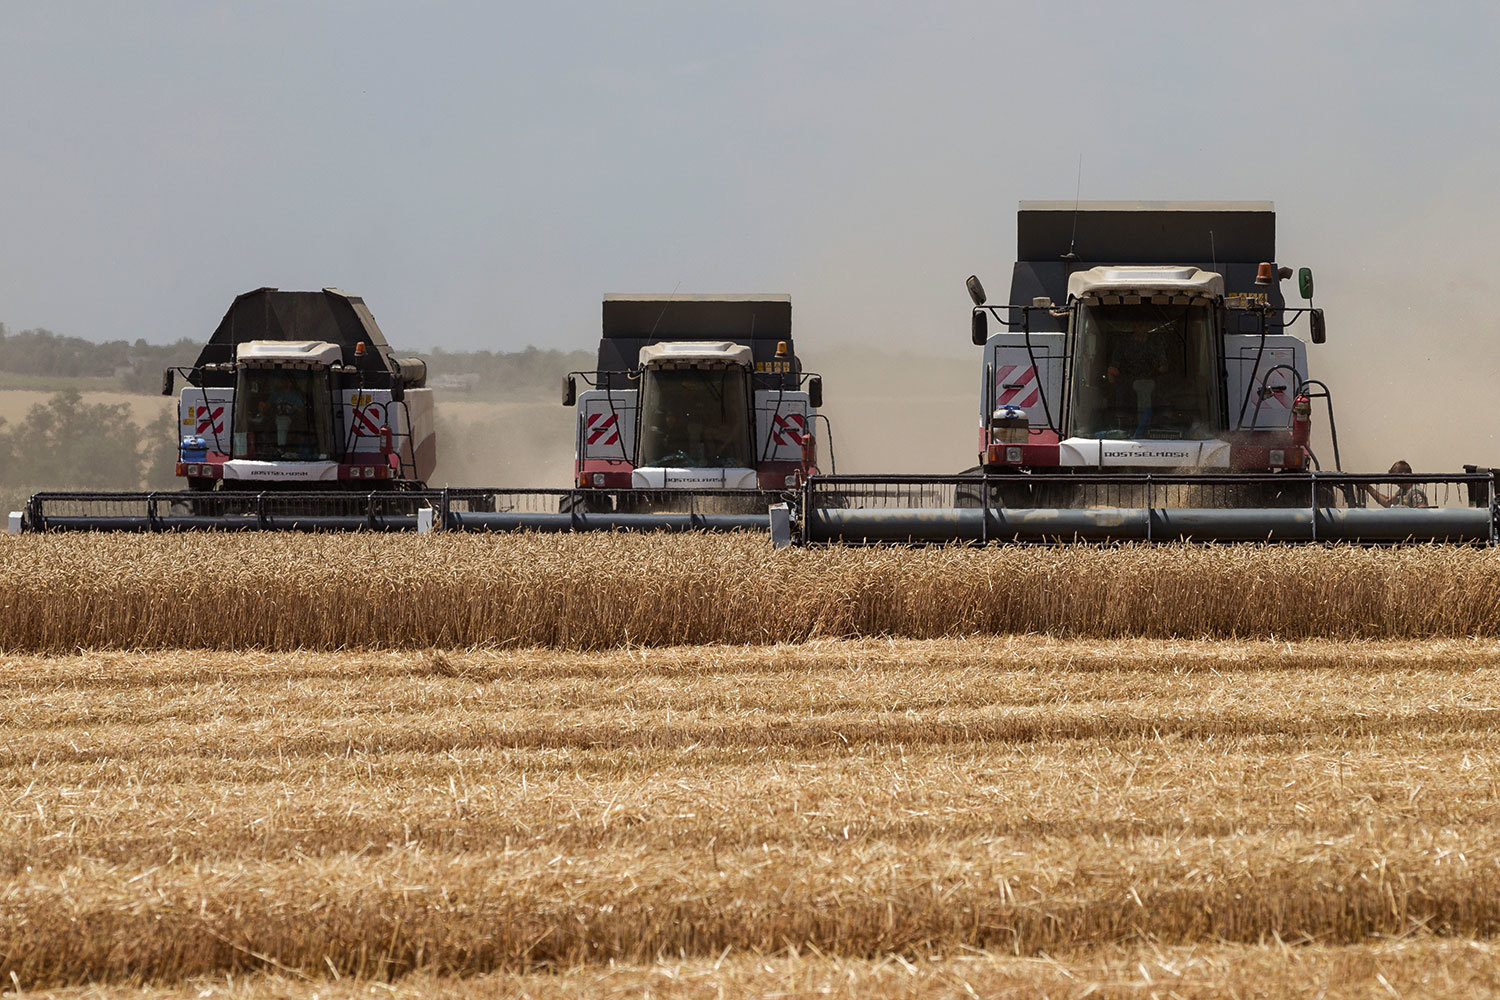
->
[[958, 202, 1328, 507], [19, 291, 827, 531], [20, 287, 443, 531], [561, 294, 827, 512], [165, 287, 435, 493], [783, 202, 1500, 545], [16, 210, 1499, 540]]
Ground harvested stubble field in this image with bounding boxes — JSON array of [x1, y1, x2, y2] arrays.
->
[[3, 635, 1500, 997], [5, 535, 1500, 996], [5, 533, 1500, 649]]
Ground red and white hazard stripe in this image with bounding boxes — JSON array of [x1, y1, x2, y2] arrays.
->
[[194, 405, 225, 435], [586, 412, 619, 446], [772, 412, 806, 447], [352, 404, 385, 436], [994, 364, 1040, 407]]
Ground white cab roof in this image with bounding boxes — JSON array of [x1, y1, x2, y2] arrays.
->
[[638, 341, 754, 369], [1068, 266, 1225, 300], [236, 340, 343, 366]]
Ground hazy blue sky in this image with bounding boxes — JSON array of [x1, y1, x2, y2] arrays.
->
[[1, 2, 1491, 344], [3, 1, 1499, 466]]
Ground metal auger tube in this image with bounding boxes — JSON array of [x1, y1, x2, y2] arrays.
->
[[805, 505, 1495, 545], [446, 511, 770, 533], [790, 472, 1500, 547], [19, 488, 780, 533]]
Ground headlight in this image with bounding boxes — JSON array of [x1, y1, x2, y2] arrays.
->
[[592, 472, 606, 486]]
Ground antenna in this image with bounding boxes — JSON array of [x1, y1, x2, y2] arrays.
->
[[1209, 230, 1217, 274], [1062, 154, 1083, 261], [646, 281, 682, 341]]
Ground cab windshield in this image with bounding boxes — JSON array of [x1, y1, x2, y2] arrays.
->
[[636, 368, 753, 468], [1069, 302, 1222, 439], [231, 368, 335, 461]]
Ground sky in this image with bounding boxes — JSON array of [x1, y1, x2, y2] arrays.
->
[[2, 1, 1498, 470]]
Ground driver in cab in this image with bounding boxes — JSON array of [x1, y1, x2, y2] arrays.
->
[[655, 409, 739, 467], [1105, 318, 1170, 436], [268, 375, 307, 449]]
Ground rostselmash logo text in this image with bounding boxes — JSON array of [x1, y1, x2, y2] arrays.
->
[[1104, 450, 1191, 460]]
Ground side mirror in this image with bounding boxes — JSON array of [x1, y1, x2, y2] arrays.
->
[[1309, 307, 1326, 344], [160, 368, 175, 396], [807, 375, 822, 409], [965, 275, 987, 306], [971, 309, 988, 346], [562, 374, 577, 406], [390, 382, 405, 402], [1298, 267, 1315, 300]]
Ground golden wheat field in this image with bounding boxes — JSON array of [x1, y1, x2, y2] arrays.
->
[[6, 533, 1500, 649], [5, 535, 1500, 996]]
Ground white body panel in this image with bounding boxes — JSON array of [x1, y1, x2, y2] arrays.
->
[[340, 389, 406, 445], [397, 387, 436, 481], [1225, 335, 1305, 431], [577, 388, 638, 464], [982, 333, 1065, 429], [340, 386, 436, 481], [753, 390, 813, 463], [177, 387, 235, 453], [632, 467, 758, 489], [1057, 438, 1232, 468]]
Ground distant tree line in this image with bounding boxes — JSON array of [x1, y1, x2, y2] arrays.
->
[[0, 390, 176, 513], [0, 324, 593, 399], [0, 323, 199, 393], [422, 345, 593, 398]]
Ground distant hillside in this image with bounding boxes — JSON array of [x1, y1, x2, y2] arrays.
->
[[423, 345, 593, 400], [0, 324, 592, 400], [0, 324, 199, 394]]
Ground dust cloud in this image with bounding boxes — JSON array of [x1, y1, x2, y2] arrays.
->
[[427, 399, 575, 489], [1308, 271, 1498, 476], [799, 345, 978, 474], [419, 348, 981, 489]]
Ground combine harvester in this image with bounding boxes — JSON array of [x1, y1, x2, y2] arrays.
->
[[561, 293, 827, 514], [781, 202, 1499, 546], [19, 291, 826, 532], [160, 286, 436, 495], [21, 287, 449, 532]]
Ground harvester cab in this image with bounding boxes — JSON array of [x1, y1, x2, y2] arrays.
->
[[968, 202, 1329, 477], [562, 294, 826, 508], [162, 288, 435, 491]]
